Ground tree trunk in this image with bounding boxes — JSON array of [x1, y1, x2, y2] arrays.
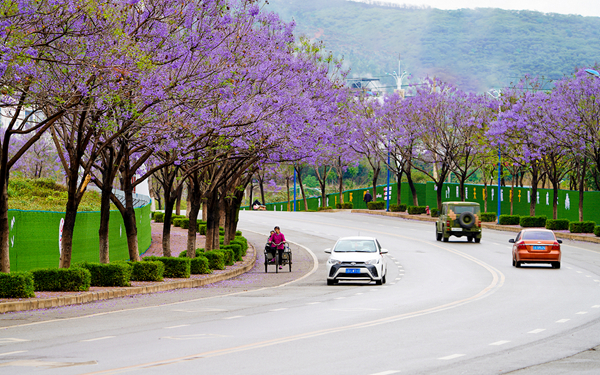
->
[[0, 181, 10, 272], [186, 180, 201, 258], [459, 175, 466, 201], [395, 169, 403, 205], [407, 172, 418, 206], [436, 180, 444, 211], [372, 166, 380, 201], [529, 164, 539, 217], [578, 159, 587, 222], [205, 189, 220, 251], [98, 179, 112, 263], [161, 198, 175, 257], [286, 176, 291, 211]]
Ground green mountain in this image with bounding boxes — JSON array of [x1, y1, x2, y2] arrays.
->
[[264, 0, 600, 92]]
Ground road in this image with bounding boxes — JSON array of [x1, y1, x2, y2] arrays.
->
[[1, 211, 599, 374]]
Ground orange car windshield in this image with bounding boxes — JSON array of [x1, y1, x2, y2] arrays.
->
[[522, 231, 555, 241]]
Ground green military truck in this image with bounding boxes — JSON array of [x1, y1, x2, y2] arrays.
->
[[435, 202, 482, 243]]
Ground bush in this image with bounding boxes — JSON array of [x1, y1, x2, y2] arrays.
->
[[223, 243, 243, 261], [317, 206, 333, 211], [203, 251, 225, 270], [569, 221, 597, 233], [407, 206, 427, 215], [173, 218, 183, 227], [31, 267, 91, 292], [390, 204, 407, 212], [546, 219, 570, 230], [0, 271, 35, 298], [76, 261, 132, 287], [190, 256, 211, 274], [178, 248, 205, 258], [480, 212, 497, 222], [154, 212, 165, 223], [342, 202, 353, 209], [232, 237, 248, 255], [198, 224, 207, 235], [335, 203, 342, 209], [367, 201, 385, 210], [219, 227, 225, 235], [129, 261, 164, 281], [218, 248, 235, 266], [180, 218, 190, 229], [430, 208, 440, 217], [520, 216, 547, 228], [499, 215, 521, 225], [143, 256, 191, 278], [595, 226, 600, 237], [235, 230, 242, 236]]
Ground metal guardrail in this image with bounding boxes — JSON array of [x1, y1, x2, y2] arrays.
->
[[88, 185, 151, 209]]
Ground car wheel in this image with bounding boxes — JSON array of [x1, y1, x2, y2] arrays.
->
[[382, 274, 387, 284], [474, 237, 481, 243], [512, 257, 516, 267], [553, 262, 561, 269], [375, 279, 383, 285], [443, 235, 449, 242], [436, 225, 442, 241], [516, 261, 522, 268], [467, 236, 473, 243], [327, 279, 334, 285]]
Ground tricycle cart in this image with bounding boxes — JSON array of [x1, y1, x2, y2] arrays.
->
[[264, 243, 292, 273]]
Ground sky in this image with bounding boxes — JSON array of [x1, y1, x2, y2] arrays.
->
[[353, 0, 600, 17]]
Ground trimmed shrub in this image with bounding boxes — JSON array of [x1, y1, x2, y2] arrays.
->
[[31, 267, 91, 292], [143, 256, 191, 278], [499, 215, 521, 225], [131, 261, 164, 282], [520, 216, 547, 228], [203, 251, 225, 270], [0, 271, 35, 298], [480, 212, 497, 222], [407, 206, 427, 215], [367, 201, 385, 210], [173, 218, 183, 227], [317, 206, 333, 211], [154, 212, 165, 223], [190, 256, 211, 274], [198, 224, 207, 235], [342, 202, 353, 209], [218, 248, 235, 266], [335, 203, 342, 209], [219, 227, 225, 235], [235, 230, 242, 236], [178, 248, 205, 258], [569, 221, 597, 233], [430, 208, 440, 217], [232, 237, 248, 255], [390, 204, 407, 212], [595, 226, 600, 237], [546, 219, 570, 231], [76, 261, 132, 287], [180, 218, 190, 229], [223, 243, 243, 261]]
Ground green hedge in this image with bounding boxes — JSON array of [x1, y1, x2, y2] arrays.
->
[[31, 267, 91, 291], [595, 226, 600, 237], [499, 215, 521, 225], [480, 212, 496, 222], [520, 216, 547, 228], [546, 219, 570, 230], [154, 212, 165, 222], [178, 248, 205, 258], [219, 248, 235, 266], [143, 256, 191, 278], [131, 261, 164, 282], [407, 206, 427, 215], [367, 201, 385, 210], [199, 224, 207, 235], [569, 221, 597, 233], [0, 271, 35, 298], [203, 251, 225, 270], [173, 218, 183, 227], [430, 208, 440, 217], [222, 243, 243, 261], [390, 204, 407, 212], [76, 261, 132, 287], [335, 202, 353, 209], [191, 256, 211, 274], [317, 206, 333, 211]]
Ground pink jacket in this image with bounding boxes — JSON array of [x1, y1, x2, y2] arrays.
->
[[268, 232, 286, 250]]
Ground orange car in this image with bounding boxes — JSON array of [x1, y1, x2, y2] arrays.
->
[[510, 229, 562, 269]]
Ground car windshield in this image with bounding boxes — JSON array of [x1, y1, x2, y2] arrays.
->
[[453, 205, 480, 214], [522, 231, 555, 241], [334, 240, 377, 253]]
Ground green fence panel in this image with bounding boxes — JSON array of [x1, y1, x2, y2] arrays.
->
[[9, 204, 151, 272]]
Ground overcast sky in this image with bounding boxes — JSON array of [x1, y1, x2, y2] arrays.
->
[[353, 0, 600, 17]]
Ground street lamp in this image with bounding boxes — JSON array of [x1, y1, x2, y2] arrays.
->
[[488, 89, 502, 224], [586, 69, 600, 78], [386, 54, 408, 95]]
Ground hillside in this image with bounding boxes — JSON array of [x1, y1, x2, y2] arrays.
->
[[264, 0, 600, 92]]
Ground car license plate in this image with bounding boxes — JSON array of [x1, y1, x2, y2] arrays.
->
[[451, 228, 462, 231], [346, 268, 360, 274], [532, 245, 545, 250]]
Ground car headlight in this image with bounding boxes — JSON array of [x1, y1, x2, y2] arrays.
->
[[364, 258, 379, 265], [328, 258, 341, 265]]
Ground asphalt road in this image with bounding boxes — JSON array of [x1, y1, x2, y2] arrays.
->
[[1, 211, 599, 374]]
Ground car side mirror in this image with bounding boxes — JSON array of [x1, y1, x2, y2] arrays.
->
[[508, 239, 515, 243], [324, 248, 331, 254], [380, 248, 389, 254], [557, 239, 562, 244]]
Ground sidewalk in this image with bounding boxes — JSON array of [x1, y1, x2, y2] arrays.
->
[[0, 224, 257, 314], [352, 209, 600, 244]]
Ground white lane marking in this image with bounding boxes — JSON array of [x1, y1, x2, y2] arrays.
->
[[0, 338, 29, 344], [592, 305, 600, 308], [556, 319, 570, 323], [594, 280, 600, 282], [80, 336, 116, 342], [489, 340, 510, 346], [306, 302, 321, 305], [222, 316, 244, 320], [334, 297, 346, 300], [395, 278, 401, 281], [164, 325, 189, 329], [567, 267, 573, 269], [369, 371, 401, 375], [576, 271, 583, 274], [355, 293, 364, 295], [439, 354, 465, 360], [586, 275, 592, 278], [378, 224, 385, 227], [576, 311, 588, 315], [0, 351, 27, 356], [270, 308, 288, 311], [394, 262, 401, 264], [528, 329, 546, 334]]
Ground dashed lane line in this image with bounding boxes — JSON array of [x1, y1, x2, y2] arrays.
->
[[528, 329, 546, 334], [489, 340, 510, 346], [576, 311, 588, 315], [222, 316, 244, 320], [0, 351, 27, 356], [556, 319, 570, 323], [270, 308, 288, 312], [438, 354, 465, 360], [80, 336, 116, 342], [164, 325, 189, 329]]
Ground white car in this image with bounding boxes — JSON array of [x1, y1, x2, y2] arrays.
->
[[325, 236, 388, 285]]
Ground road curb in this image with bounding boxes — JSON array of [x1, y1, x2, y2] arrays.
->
[[351, 209, 600, 244], [0, 244, 257, 314]]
